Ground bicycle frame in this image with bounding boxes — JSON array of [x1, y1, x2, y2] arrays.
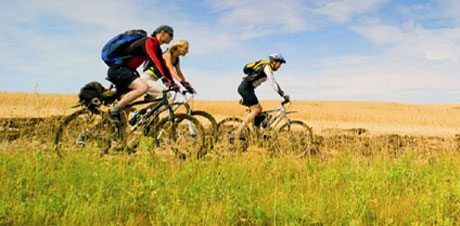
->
[[127, 88, 178, 131], [259, 101, 296, 130], [161, 90, 194, 114]]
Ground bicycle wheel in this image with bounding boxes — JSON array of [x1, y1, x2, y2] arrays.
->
[[273, 120, 314, 158], [191, 110, 217, 148], [54, 109, 113, 157], [122, 127, 144, 154], [151, 113, 205, 159], [216, 117, 250, 154]]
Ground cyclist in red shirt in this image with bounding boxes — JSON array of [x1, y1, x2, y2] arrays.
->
[[106, 25, 177, 123]]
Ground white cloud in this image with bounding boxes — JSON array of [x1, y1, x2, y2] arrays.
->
[[280, 21, 460, 102], [314, 0, 389, 23], [351, 21, 460, 61], [182, 69, 242, 100], [415, 27, 460, 61], [279, 52, 460, 103], [439, 0, 460, 23], [209, 0, 311, 39]]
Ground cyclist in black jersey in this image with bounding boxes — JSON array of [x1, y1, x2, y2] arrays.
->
[[232, 54, 290, 140]]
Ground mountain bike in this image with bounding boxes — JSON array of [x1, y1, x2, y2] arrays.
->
[[129, 90, 217, 150], [54, 87, 205, 158], [217, 100, 316, 158]]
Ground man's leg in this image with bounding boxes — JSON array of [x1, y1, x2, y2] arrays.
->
[[110, 78, 148, 123], [118, 78, 148, 108], [234, 103, 262, 138]]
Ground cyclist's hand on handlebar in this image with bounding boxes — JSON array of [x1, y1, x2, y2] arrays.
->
[[185, 86, 196, 94], [181, 81, 196, 94], [161, 77, 170, 87], [170, 82, 180, 92], [161, 78, 179, 92], [282, 94, 290, 103]]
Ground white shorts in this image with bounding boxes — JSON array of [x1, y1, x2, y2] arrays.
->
[[140, 71, 166, 98]]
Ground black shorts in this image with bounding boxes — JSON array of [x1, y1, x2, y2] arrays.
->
[[238, 80, 258, 106], [106, 66, 139, 94]]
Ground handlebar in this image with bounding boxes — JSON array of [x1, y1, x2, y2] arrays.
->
[[161, 87, 194, 96], [162, 87, 178, 94], [281, 99, 290, 105], [182, 89, 194, 95]]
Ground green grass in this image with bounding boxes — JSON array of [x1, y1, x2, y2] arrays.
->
[[1, 148, 460, 225]]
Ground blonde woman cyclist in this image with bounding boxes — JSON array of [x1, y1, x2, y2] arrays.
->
[[141, 40, 195, 100], [128, 40, 194, 124]]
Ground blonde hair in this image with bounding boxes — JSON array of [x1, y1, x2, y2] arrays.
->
[[169, 40, 189, 53]]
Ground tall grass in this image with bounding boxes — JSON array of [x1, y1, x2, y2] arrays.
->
[[1, 149, 460, 225]]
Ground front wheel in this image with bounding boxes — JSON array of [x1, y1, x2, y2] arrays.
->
[[151, 113, 206, 159], [273, 120, 315, 158], [191, 110, 218, 150]]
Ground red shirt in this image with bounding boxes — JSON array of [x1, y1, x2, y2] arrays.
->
[[123, 36, 173, 82]]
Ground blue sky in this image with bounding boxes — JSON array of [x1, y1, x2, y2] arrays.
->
[[1, 0, 459, 103]]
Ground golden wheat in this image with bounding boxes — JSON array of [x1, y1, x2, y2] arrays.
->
[[1, 91, 459, 136]]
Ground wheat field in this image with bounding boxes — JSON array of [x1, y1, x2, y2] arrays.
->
[[2, 91, 459, 136]]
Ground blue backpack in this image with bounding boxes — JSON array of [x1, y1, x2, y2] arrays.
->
[[101, 29, 147, 66]]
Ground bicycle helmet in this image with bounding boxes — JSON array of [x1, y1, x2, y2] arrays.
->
[[268, 53, 286, 63], [152, 25, 174, 37]]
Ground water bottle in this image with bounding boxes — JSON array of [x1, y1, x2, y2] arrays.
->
[[129, 110, 140, 126]]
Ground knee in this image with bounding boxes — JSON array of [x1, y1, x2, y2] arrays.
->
[[253, 106, 262, 115]]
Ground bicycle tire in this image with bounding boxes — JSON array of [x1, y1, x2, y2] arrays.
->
[[217, 117, 252, 139], [274, 120, 315, 158], [216, 117, 251, 154], [54, 109, 113, 157], [191, 110, 218, 148], [151, 113, 206, 159]]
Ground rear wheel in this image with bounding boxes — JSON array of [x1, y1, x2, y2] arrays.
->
[[216, 117, 250, 154], [151, 113, 205, 159], [273, 120, 315, 158], [54, 109, 113, 157]]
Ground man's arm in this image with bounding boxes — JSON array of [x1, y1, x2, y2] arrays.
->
[[264, 65, 285, 97], [144, 38, 174, 84]]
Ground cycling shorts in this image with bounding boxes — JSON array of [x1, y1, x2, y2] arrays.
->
[[106, 66, 139, 94], [238, 80, 258, 106]]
